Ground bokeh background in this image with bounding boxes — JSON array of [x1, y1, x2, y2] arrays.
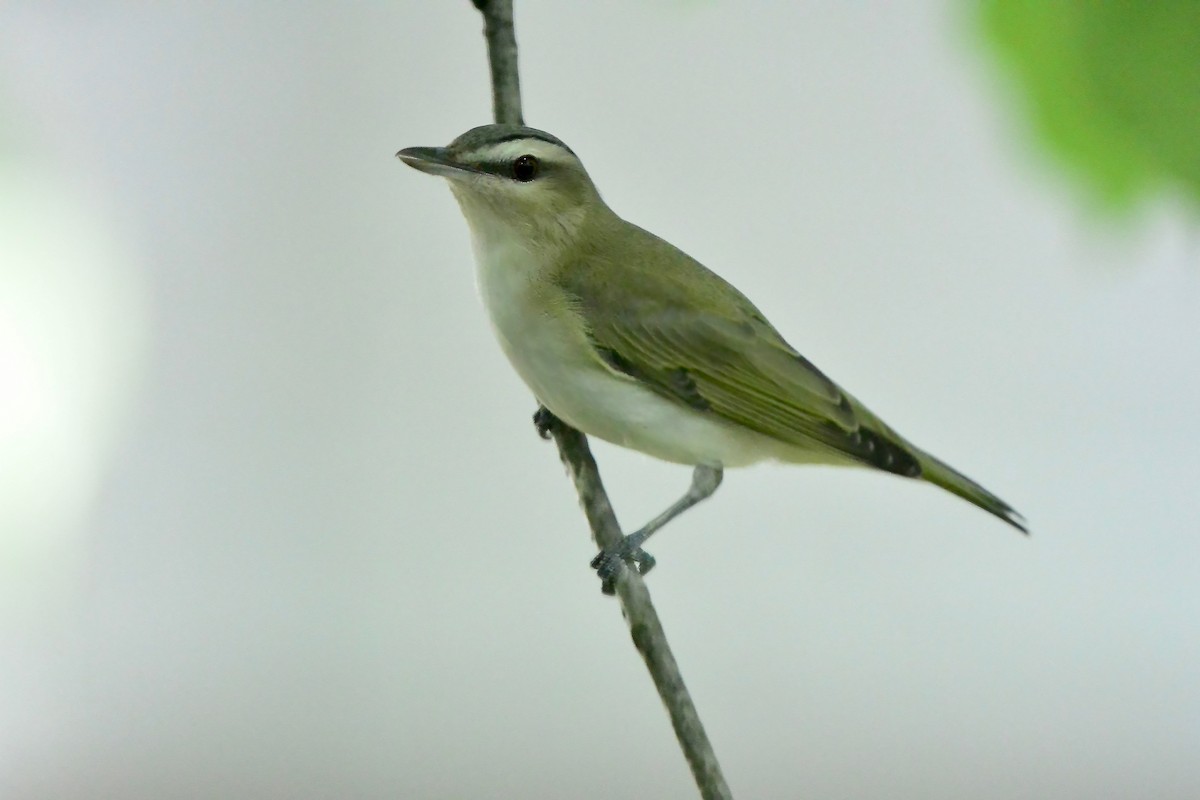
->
[[2, 2, 1198, 798]]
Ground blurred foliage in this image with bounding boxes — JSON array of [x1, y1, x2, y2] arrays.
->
[[980, 0, 1200, 211]]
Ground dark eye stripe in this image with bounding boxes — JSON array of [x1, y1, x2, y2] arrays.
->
[[473, 157, 556, 179]]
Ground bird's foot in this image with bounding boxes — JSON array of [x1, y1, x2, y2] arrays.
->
[[533, 406, 562, 440], [590, 535, 656, 595]]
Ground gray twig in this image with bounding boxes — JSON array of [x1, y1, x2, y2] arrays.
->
[[470, 0, 524, 126], [545, 420, 732, 800], [466, 3, 732, 798]]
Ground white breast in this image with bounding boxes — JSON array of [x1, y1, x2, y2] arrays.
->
[[464, 216, 794, 468]]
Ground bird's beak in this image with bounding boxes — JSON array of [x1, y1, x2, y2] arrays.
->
[[395, 146, 481, 179]]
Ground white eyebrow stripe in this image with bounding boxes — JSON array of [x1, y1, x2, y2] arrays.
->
[[474, 138, 576, 165]]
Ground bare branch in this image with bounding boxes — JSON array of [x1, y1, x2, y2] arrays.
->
[[545, 420, 732, 800], [470, 0, 524, 125], [466, 5, 732, 796]]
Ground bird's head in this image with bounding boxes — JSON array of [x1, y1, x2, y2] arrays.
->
[[397, 124, 604, 252]]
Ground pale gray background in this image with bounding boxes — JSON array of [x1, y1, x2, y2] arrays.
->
[[2, 2, 1198, 798]]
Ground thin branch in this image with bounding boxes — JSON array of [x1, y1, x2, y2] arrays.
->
[[470, 0, 524, 126], [544, 419, 732, 800], [466, 2, 732, 798]]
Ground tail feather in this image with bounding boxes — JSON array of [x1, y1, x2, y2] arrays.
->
[[917, 453, 1028, 534]]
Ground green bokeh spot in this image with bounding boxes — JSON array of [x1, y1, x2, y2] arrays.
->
[[981, 0, 1200, 211]]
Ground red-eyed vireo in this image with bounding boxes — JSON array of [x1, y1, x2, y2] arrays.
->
[[397, 124, 1025, 587]]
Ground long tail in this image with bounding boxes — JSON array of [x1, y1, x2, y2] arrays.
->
[[918, 452, 1028, 534]]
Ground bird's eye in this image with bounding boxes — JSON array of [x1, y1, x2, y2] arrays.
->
[[512, 154, 539, 182]]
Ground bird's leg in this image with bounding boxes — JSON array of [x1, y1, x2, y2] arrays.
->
[[591, 464, 724, 592], [532, 405, 655, 587]]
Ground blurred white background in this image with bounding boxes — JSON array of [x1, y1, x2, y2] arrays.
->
[[2, 2, 1198, 798]]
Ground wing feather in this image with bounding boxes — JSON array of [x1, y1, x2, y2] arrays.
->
[[556, 219, 920, 475]]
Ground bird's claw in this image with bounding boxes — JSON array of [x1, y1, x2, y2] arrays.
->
[[590, 540, 656, 595], [533, 406, 561, 440]]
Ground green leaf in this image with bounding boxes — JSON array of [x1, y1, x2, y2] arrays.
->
[[980, 0, 1200, 211]]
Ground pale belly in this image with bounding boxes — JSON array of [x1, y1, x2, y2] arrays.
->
[[509, 334, 782, 467], [468, 225, 820, 468], [481, 285, 796, 467]]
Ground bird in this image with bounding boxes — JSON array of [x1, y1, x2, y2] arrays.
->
[[397, 123, 1025, 588]]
